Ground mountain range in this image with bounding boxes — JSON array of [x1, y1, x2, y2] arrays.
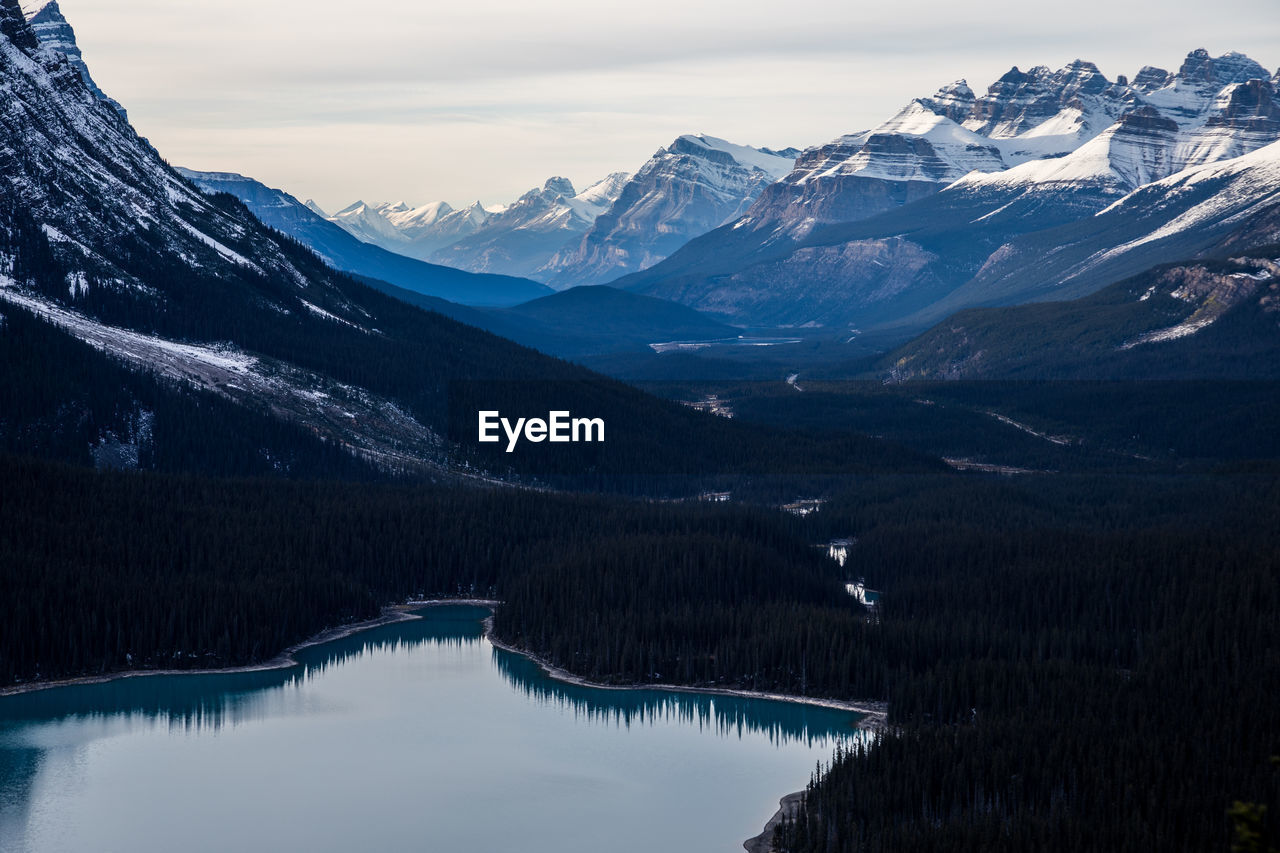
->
[[324, 136, 798, 288], [2, 0, 1277, 430], [0, 0, 926, 485], [614, 50, 1280, 341], [175, 168, 551, 307]]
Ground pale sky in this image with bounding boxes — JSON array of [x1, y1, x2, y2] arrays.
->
[[44, 0, 1280, 212]]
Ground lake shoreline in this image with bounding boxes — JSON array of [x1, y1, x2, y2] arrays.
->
[[480, 612, 888, 722], [0, 598, 885, 853], [0, 599, 500, 698], [2, 599, 888, 723]]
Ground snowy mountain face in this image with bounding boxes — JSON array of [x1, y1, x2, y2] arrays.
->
[[427, 174, 630, 281], [541, 135, 799, 289], [23, 1, 126, 121], [327, 199, 489, 260], [618, 49, 1280, 332], [327, 174, 629, 280], [0, 1, 437, 468], [742, 51, 1280, 240]]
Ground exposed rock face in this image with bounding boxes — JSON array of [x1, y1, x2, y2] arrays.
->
[[741, 100, 1006, 236], [543, 135, 797, 288], [963, 60, 1125, 138], [24, 0, 126, 120], [0, 0, 36, 51]]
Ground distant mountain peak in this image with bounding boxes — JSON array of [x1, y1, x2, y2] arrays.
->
[[919, 80, 976, 123], [1177, 48, 1270, 88], [1133, 66, 1174, 93], [542, 176, 576, 197]]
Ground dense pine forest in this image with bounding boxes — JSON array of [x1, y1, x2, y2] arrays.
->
[[0, 453, 852, 686], [2, 449, 1276, 851], [772, 474, 1280, 853]]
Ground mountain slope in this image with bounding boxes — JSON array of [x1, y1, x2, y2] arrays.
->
[[177, 169, 551, 307], [543, 135, 798, 288], [879, 254, 1280, 380], [907, 138, 1280, 328], [876, 200, 1280, 380]]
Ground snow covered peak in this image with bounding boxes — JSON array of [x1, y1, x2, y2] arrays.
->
[[335, 200, 370, 217], [956, 105, 1181, 193], [963, 59, 1119, 139], [1177, 48, 1269, 88], [574, 172, 630, 208], [790, 101, 1006, 185], [919, 80, 976, 123], [303, 199, 328, 218], [22, 0, 126, 120], [1141, 50, 1273, 129], [669, 134, 798, 179], [542, 176, 576, 198], [1132, 66, 1174, 93], [461, 201, 491, 223]]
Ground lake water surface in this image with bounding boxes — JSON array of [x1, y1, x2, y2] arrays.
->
[[0, 606, 860, 853]]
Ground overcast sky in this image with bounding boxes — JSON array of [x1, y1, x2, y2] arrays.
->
[[45, 0, 1280, 212]]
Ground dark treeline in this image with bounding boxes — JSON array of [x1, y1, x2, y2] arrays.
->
[[0, 453, 855, 688], [773, 473, 1280, 853]]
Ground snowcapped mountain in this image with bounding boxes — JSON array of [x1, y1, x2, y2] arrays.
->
[[335, 133, 801, 289], [739, 53, 1277, 239], [428, 174, 630, 280], [327, 174, 629, 281], [176, 169, 551, 307], [328, 199, 493, 260], [21, 1, 126, 121], [618, 49, 1280, 333], [542, 135, 799, 289], [937, 139, 1280, 317], [953, 50, 1280, 198]]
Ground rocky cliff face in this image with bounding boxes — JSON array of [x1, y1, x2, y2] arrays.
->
[[542, 135, 797, 288], [741, 50, 1280, 236], [24, 1, 127, 121]]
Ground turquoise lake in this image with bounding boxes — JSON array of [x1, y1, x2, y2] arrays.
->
[[0, 606, 861, 853]]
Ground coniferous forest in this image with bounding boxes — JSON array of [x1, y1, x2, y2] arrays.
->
[[1, 448, 1276, 852]]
